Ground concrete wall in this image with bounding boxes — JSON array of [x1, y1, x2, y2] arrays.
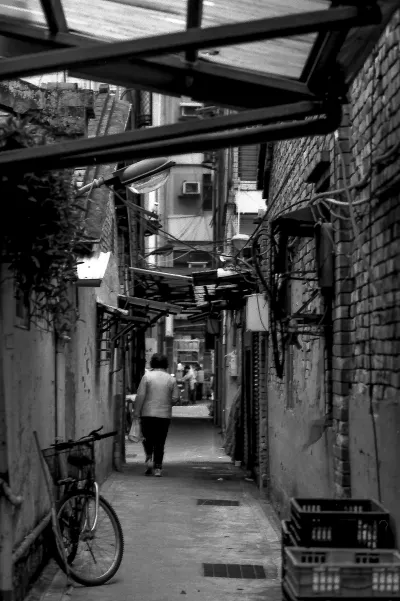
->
[[0, 81, 128, 600], [71, 252, 120, 484], [0, 267, 55, 548]]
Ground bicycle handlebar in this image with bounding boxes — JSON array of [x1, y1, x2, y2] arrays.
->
[[52, 428, 118, 450], [95, 430, 118, 440]]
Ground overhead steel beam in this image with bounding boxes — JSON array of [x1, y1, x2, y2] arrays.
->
[[301, 28, 350, 93], [39, 0, 68, 35], [73, 55, 314, 110], [0, 103, 342, 171], [56, 104, 343, 169], [0, 101, 323, 170], [118, 294, 182, 314], [0, 7, 376, 80], [186, 0, 203, 63]]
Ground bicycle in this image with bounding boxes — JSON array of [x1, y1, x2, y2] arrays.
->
[[35, 427, 124, 587]]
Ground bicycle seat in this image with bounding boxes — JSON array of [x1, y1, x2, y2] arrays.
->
[[68, 455, 94, 468]]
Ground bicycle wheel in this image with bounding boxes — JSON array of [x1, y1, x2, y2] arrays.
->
[[56, 490, 124, 586]]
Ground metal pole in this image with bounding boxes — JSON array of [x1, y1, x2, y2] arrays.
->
[[0, 266, 14, 601]]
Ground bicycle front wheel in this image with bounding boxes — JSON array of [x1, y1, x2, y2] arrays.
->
[[57, 491, 124, 586]]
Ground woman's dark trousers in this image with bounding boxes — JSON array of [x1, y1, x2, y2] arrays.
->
[[140, 417, 171, 469]]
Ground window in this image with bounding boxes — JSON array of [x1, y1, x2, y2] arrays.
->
[[15, 286, 30, 329], [203, 173, 213, 211], [182, 181, 200, 195]]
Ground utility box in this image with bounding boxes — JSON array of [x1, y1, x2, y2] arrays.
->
[[246, 294, 269, 332], [230, 350, 238, 377]]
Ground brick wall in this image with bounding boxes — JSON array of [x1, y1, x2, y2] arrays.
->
[[76, 90, 131, 242], [260, 131, 336, 515], [346, 9, 400, 532], [259, 9, 400, 523]]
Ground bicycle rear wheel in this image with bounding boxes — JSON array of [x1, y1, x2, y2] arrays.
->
[[57, 490, 124, 586]]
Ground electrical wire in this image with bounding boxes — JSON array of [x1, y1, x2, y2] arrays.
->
[[318, 196, 369, 207], [319, 199, 352, 221], [335, 135, 378, 297]]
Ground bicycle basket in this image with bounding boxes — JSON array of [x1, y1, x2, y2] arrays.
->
[[42, 441, 94, 485]]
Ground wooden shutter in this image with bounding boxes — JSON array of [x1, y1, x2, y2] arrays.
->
[[252, 332, 260, 469], [238, 145, 260, 184]]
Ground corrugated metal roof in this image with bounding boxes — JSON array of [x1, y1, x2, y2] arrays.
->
[[0, 0, 329, 78]]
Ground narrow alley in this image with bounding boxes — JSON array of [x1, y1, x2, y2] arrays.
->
[[1, 4, 400, 601], [34, 405, 281, 601]]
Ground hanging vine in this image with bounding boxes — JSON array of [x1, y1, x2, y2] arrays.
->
[[0, 116, 89, 335]]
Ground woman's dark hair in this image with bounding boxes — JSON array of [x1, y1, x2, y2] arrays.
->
[[150, 353, 169, 369]]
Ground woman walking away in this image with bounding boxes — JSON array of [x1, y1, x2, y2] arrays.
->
[[133, 353, 180, 477]]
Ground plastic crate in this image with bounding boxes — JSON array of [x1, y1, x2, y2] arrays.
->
[[284, 547, 400, 599], [282, 520, 298, 580], [290, 498, 393, 549]]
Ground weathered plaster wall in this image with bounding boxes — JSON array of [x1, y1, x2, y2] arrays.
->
[[0, 81, 126, 600], [0, 268, 55, 549], [71, 252, 120, 484], [267, 373, 335, 516]]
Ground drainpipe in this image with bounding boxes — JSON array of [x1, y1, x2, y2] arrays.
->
[[55, 334, 67, 442], [0, 269, 14, 601]]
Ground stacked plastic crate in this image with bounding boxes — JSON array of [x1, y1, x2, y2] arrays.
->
[[281, 499, 399, 601]]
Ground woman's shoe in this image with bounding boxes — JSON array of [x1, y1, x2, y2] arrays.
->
[[154, 468, 162, 477], [145, 458, 153, 475]]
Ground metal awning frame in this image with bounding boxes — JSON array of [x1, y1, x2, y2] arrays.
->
[[111, 320, 145, 343], [126, 268, 196, 308], [97, 301, 146, 334], [0, 100, 328, 170], [0, 2, 388, 168], [118, 294, 182, 315]]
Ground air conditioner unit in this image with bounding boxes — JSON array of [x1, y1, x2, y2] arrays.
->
[[179, 102, 203, 119], [182, 181, 200, 195]]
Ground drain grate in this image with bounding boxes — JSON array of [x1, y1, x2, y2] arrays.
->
[[203, 564, 273, 579], [197, 499, 240, 506]]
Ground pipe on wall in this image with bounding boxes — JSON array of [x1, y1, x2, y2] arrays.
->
[[12, 512, 51, 565]]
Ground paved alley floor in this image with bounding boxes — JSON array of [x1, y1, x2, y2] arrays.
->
[[37, 405, 282, 601]]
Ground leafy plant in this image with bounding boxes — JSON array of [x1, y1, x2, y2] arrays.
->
[[0, 116, 88, 335]]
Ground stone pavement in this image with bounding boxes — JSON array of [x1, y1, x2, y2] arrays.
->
[[32, 405, 282, 601]]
